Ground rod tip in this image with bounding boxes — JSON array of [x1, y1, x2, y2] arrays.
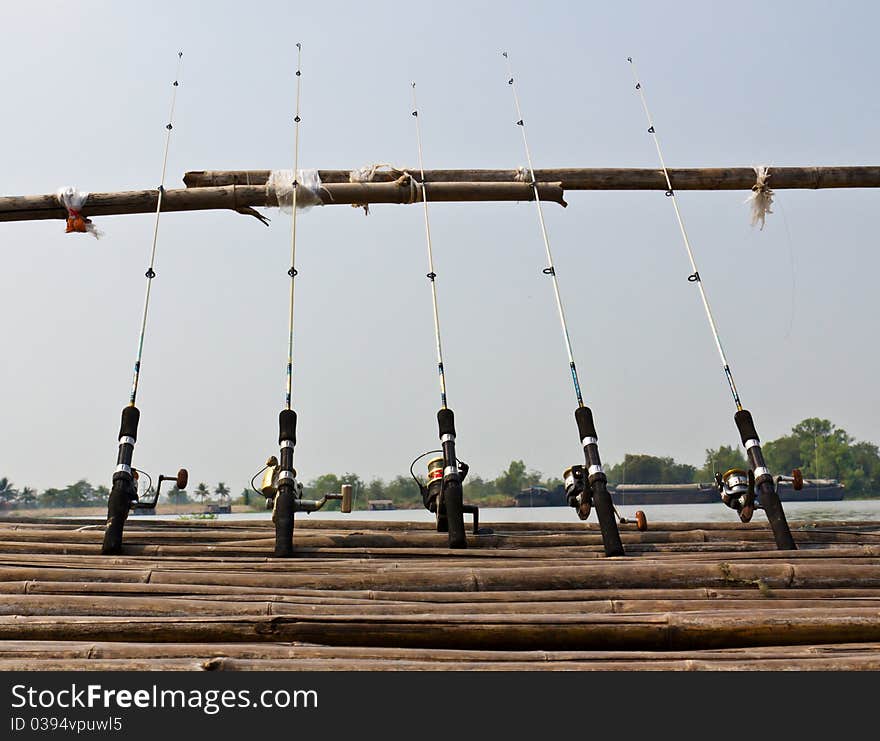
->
[[296, 42, 302, 50], [502, 51, 508, 58], [178, 51, 183, 58]]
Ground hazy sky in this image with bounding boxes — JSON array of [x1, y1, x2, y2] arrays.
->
[[2, 1, 878, 493]]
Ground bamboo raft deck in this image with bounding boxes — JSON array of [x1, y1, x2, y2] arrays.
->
[[1, 516, 879, 670]]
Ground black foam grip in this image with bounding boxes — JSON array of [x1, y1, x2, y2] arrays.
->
[[437, 408, 456, 438], [575, 406, 598, 441], [734, 409, 759, 445], [279, 409, 297, 445], [118, 406, 140, 442]]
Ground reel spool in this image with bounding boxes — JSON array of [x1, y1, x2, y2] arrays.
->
[[716, 468, 756, 522], [410, 451, 480, 538], [425, 456, 450, 531], [563, 465, 590, 520], [564, 464, 647, 530]]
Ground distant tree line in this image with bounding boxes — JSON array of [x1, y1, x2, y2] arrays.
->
[[2, 419, 877, 510], [605, 418, 880, 497]]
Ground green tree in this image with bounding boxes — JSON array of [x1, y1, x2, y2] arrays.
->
[[214, 482, 230, 503], [695, 445, 748, 481], [763, 418, 880, 496], [305, 472, 367, 511], [194, 482, 209, 505], [383, 475, 421, 508], [18, 486, 37, 508], [606, 454, 696, 484], [494, 460, 532, 497], [167, 484, 189, 505], [0, 478, 18, 506]]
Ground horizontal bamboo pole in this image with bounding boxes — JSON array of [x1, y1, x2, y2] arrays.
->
[[6, 516, 873, 533], [3, 593, 879, 619], [3, 655, 880, 671], [4, 557, 880, 591], [0, 181, 566, 223], [2, 525, 872, 547], [183, 166, 880, 190], [3, 639, 880, 666], [10, 580, 880, 604], [2, 608, 880, 650]]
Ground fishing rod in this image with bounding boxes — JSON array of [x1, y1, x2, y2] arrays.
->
[[409, 82, 468, 548], [626, 56, 796, 549], [102, 52, 188, 554], [502, 51, 624, 556], [255, 44, 353, 556], [272, 42, 307, 557]]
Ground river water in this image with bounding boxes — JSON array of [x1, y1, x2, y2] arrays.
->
[[143, 499, 880, 524]]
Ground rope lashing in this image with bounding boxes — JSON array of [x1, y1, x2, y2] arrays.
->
[[348, 163, 415, 214], [513, 166, 530, 183], [56, 187, 103, 239], [748, 166, 774, 230]]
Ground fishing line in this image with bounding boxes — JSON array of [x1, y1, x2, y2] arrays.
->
[[129, 51, 183, 406], [411, 82, 449, 410], [285, 42, 303, 410], [627, 57, 743, 412], [503, 51, 584, 408]]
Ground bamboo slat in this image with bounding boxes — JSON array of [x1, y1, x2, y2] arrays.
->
[[183, 166, 880, 190], [0, 182, 566, 223]]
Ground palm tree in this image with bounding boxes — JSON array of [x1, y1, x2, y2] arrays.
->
[[19, 486, 37, 509], [214, 481, 230, 504], [195, 482, 209, 505], [0, 478, 17, 506]]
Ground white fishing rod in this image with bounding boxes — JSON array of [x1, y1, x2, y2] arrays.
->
[[130, 51, 184, 406], [410, 82, 466, 548], [502, 51, 623, 556], [285, 42, 303, 412], [626, 57, 795, 548], [103, 51, 184, 555], [627, 56, 742, 412], [411, 82, 450, 412], [503, 51, 584, 409], [274, 42, 305, 557]]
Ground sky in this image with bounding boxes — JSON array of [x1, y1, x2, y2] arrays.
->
[[1, 0, 878, 493]]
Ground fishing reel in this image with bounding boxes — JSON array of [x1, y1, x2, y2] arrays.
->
[[130, 467, 189, 511], [252, 456, 353, 517], [410, 451, 483, 538], [716, 468, 755, 521], [101, 404, 189, 553], [564, 465, 647, 531], [716, 467, 804, 523]]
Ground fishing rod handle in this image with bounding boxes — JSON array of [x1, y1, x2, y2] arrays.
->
[[114, 405, 140, 479], [575, 406, 604, 480], [735, 409, 772, 484]]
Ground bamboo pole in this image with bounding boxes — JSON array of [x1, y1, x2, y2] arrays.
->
[[0, 182, 566, 223], [3, 593, 880, 618], [2, 608, 880, 650], [6, 516, 872, 533], [183, 165, 880, 190], [2, 655, 880, 670], [2, 639, 878, 663]]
